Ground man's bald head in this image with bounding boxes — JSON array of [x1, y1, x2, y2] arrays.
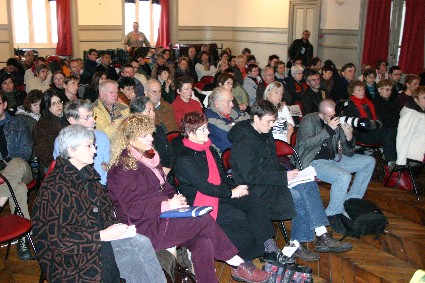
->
[[209, 86, 234, 115], [318, 99, 336, 115]]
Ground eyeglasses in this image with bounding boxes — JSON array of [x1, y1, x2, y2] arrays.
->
[[78, 114, 96, 121], [51, 100, 63, 107], [197, 126, 209, 133], [149, 90, 161, 95], [79, 143, 97, 150]]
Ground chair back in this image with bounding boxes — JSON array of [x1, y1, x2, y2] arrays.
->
[[221, 149, 232, 177], [46, 160, 56, 176], [274, 139, 303, 170], [290, 131, 297, 147], [200, 76, 214, 85], [166, 131, 180, 143]]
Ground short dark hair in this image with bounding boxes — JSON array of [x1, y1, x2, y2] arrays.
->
[[268, 54, 280, 63], [64, 75, 79, 85], [247, 63, 259, 73], [219, 51, 229, 59], [376, 60, 388, 68], [0, 73, 15, 88], [362, 68, 376, 78], [156, 65, 171, 77], [321, 65, 334, 74], [41, 88, 62, 117], [250, 100, 278, 121], [0, 90, 7, 104], [246, 55, 257, 63], [180, 111, 207, 138], [242, 48, 251, 54], [388, 66, 401, 75], [130, 96, 152, 113], [217, 73, 234, 87], [24, 90, 43, 112], [6, 58, 19, 67], [341, 63, 356, 73], [120, 64, 133, 74], [88, 48, 98, 55], [304, 69, 320, 80], [176, 76, 194, 91], [308, 57, 321, 67], [118, 76, 135, 90]]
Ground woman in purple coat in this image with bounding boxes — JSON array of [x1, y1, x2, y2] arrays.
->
[[107, 114, 269, 283]]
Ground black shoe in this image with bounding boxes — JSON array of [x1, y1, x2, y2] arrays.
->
[[314, 233, 352, 253], [327, 214, 347, 234], [262, 251, 295, 264], [293, 244, 320, 261], [17, 237, 31, 260]]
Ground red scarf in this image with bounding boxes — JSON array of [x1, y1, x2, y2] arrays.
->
[[182, 138, 220, 220], [350, 95, 377, 120]]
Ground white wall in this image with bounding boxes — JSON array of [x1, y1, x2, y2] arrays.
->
[[320, 0, 361, 30]]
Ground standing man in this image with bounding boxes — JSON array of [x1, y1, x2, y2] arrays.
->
[[295, 99, 375, 233], [123, 22, 151, 52], [53, 100, 110, 186], [288, 30, 314, 66], [0, 91, 33, 260]]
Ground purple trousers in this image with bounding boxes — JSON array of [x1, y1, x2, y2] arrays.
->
[[155, 214, 238, 283]]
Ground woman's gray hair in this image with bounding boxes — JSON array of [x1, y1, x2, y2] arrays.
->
[[263, 81, 284, 100], [291, 65, 304, 75], [58, 125, 95, 159]]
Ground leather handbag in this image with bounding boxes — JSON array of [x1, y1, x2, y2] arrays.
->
[[382, 165, 413, 191]]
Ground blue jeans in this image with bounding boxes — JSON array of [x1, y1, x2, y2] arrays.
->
[[311, 154, 375, 216], [111, 234, 166, 283], [289, 182, 329, 243]]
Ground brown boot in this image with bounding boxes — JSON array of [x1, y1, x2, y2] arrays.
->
[[231, 261, 270, 283], [314, 233, 352, 253]]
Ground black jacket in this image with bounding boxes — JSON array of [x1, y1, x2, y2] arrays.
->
[[373, 95, 400, 129], [288, 39, 313, 66], [301, 87, 325, 115], [228, 120, 296, 220]]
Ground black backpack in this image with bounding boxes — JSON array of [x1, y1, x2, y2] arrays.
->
[[340, 199, 388, 238]]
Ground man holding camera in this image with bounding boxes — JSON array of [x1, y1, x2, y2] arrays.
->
[[295, 99, 375, 234]]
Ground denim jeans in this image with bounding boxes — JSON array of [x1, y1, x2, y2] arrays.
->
[[111, 234, 166, 283], [289, 182, 329, 243], [311, 154, 375, 216]]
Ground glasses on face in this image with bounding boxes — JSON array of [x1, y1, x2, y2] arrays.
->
[[149, 90, 161, 95], [79, 143, 97, 150], [78, 114, 96, 121], [197, 126, 209, 133], [51, 100, 63, 107]]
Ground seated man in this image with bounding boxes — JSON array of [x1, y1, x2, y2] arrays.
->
[[93, 79, 130, 140], [120, 64, 144, 97], [330, 63, 356, 102], [0, 91, 33, 260], [295, 99, 375, 233], [302, 70, 327, 115], [172, 76, 203, 127], [53, 99, 110, 186], [95, 51, 119, 81], [229, 100, 352, 262], [145, 79, 179, 133], [205, 86, 249, 153]]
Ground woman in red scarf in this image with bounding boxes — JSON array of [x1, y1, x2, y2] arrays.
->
[[107, 114, 269, 283], [174, 112, 288, 266]]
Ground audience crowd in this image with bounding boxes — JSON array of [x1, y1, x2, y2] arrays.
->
[[1, 37, 424, 283]]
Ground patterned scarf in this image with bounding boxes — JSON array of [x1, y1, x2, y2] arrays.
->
[[101, 100, 123, 122]]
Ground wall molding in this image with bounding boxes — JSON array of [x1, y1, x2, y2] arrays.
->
[[319, 29, 358, 36], [78, 25, 123, 31], [178, 26, 288, 34]]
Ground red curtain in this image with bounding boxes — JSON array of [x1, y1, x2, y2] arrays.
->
[[398, 0, 425, 74], [156, 0, 170, 47], [361, 0, 391, 67], [56, 0, 73, 56]]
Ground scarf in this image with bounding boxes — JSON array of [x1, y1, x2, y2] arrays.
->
[[350, 95, 377, 120], [101, 100, 123, 122], [129, 146, 165, 185], [182, 138, 220, 220]]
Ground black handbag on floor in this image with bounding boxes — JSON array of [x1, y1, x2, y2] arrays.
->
[[340, 199, 388, 238]]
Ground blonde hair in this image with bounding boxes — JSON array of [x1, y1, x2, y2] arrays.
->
[[109, 114, 155, 171]]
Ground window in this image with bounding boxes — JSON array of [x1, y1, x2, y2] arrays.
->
[[124, 1, 161, 45], [388, 0, 406, 66], [11, 0, 58, 48]]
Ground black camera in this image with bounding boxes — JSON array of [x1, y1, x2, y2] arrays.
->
[[331, 100, 382, 130]]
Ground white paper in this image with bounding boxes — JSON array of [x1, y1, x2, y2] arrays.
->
[[289, 104, 303, 117], [282, 240, 300, 257], [287, 166, 317, 188]]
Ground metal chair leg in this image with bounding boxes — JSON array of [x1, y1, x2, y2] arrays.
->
[[277, 221, 290, 244], [407, 165, 420, 201]]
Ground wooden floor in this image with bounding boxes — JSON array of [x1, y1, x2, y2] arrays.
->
[[1, 166, 424, 282]]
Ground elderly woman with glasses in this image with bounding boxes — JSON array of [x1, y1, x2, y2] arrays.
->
[[107, 114, 269, 283], [174, 111, 282, 267], [33, 89, 69, 171], [284, 65, 309, 105], [32, 124, 165, 283]]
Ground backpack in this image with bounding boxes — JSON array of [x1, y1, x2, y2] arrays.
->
[[340, 199, 388, 238], [263, 262, 313, 283]]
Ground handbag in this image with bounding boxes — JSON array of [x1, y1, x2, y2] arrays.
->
[[382, 165, 413, 191], [263, 262, 313, 283], [165, 263, 196, 283]]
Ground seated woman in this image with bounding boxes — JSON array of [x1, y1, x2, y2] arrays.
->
[[395, 74, 420, 111], [107, 114, 269, 283], [50, 71, 66, 99], [157, 65, 176, 104], [363, 68, 378, 100], [32, 124, 165, 283], [83, 71, 107, 103], [33, 89, 68, 171], [175, 112, 281, 264], [243, 64, 262, 107], [373, 79, 399, 166], [130, 96, 175, 174], [195, 51, 217, 81], [16, 89, 43, 133], [63, 75, 80, 102], [264, 81, 294, 144], [284, 65, 309, 105], [0, 73, 27, 115], [343, 80, 397, 165], [396, 86, 425, 165], [117, 76, 136, 106], [174, 56, 197, 84], [26, 63, 50, 93], [213, 59, 230, 86], [217, 73, 249, 112]]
